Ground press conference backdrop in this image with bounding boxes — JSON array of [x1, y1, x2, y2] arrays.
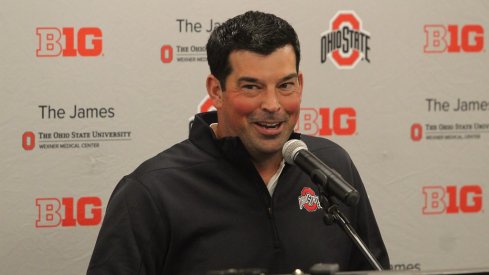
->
[[1, 0, 488, 274]]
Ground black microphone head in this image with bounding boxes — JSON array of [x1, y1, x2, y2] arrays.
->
[[282, 139, 308, 165]]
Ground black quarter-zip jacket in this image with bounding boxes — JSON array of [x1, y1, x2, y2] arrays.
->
[[87, 111, 389, 275]]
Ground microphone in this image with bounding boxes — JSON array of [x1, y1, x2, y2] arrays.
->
[[282, 139, 360, 206]]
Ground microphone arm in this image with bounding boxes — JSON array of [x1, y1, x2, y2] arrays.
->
[[319, 191, 384, 271], [283, 139, 383, 271]]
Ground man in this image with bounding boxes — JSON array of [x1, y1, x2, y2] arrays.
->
[[87, 11, 389, 274]]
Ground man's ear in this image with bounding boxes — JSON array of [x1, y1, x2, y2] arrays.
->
[[206, 74, 223, 109], [297, 71, 304, 99]]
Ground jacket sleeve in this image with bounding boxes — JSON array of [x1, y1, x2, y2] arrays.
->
[[346, 162, 390, 271], [87, 176, 169, 275]]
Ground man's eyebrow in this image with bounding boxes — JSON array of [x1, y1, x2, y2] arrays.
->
[[237, 77, 259, 84], [280, 73, 298, 82], [237, 73, 298, 84]]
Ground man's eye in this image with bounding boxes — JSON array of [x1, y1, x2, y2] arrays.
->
[[242, 85, 259, 90], [279, 82, 296, 91]]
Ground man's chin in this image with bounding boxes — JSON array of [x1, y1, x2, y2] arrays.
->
[[254, 139, 287, 155]]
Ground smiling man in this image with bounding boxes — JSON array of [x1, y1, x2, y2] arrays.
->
[[207, 44, 302, 184], [87, 11, 389, 275]]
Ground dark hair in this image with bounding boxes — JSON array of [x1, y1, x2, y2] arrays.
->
[[206, 11, 301, 90]]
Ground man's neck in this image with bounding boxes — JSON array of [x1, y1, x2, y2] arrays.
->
[[210, 123, 283, 184], [251, 153, 283, 185]]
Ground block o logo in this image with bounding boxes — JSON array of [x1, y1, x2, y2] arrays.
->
[[411, 123, 423, 141], [161, 45, 173, 63], [22, 131, 36, 151]]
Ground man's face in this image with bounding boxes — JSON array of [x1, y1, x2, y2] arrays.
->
[[209, 45, 303, 160]]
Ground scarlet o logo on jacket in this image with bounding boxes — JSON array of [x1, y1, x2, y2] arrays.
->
[[298, 187, 322, 212]]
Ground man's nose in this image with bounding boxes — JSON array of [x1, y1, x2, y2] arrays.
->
[[261, 89, 281, 113]]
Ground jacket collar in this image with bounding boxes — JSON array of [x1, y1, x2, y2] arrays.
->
[[189, 111, 301, 166]]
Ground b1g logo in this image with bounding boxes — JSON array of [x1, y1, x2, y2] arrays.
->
[[320, 11, 371, 69], [36, 27, 103, 57], [36, 197, 102, 228], [422, 185, 483, 214], [424, 24, 484, 53], [296, 107, 356, 136]]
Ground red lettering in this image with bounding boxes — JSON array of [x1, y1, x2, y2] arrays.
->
[[423, 185, 483, 214], [424, 24, 484, 53], [447, 25, 461, 53], [77, 197, 102, 226], [61, 197, 77, 226], [77, 27, 103, 56], [36, 27, 103, 57], [333, 107, 356, 135], [62, 27, 77, 56], [461, 25, 484, 52], [36, 197, 102, 227], [295, 107, 357, 136], [318, 108, 331, 136], [446, 185, 459, 213], [319, 107, 356, 136], [460, 185, 483, 212]]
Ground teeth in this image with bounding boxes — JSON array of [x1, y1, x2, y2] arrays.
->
[[258, 122, 280, 129]]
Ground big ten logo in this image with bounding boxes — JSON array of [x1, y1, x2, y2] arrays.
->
[[410, 123, 423, 142], [36, 27, 103, 57], [422, 185, 483, 214], [296, 107, 356, 136], [22, 131, 36, 151], [161, 45, 173, 63], [35, 197, 102, 228], [424, 24, 484, 53]]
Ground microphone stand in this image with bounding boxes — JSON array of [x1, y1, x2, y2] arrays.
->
[[316, 182, 384, 271]]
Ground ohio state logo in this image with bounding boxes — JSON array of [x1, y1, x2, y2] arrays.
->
[[298, 187, 322, 212], [320, 11, 371, 69]]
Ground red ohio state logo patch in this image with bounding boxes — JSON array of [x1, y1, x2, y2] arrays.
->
[[298, 187, 323, 212]]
